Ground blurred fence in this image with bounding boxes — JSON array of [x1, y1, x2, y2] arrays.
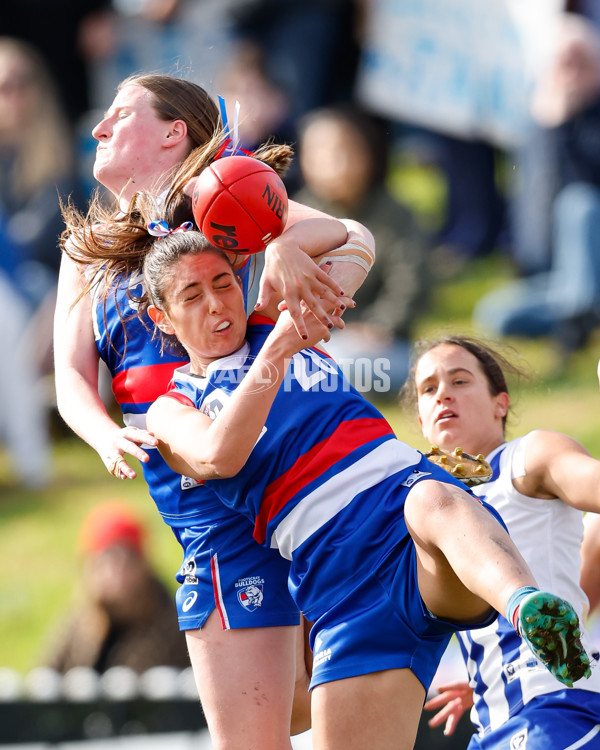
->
[[0, 666, 473, 748], [0, 666, 204, 744]]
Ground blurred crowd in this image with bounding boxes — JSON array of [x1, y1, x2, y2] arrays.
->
[[40, 502, 189, 675], [1, 0, 600, 488]]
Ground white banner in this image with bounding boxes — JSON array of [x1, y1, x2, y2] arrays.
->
[[356, 0, 566, 147]]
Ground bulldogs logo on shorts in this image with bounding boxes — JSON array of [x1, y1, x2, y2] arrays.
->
[[237, 584, 264, 611]]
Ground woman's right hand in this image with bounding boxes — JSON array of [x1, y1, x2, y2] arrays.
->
[[423, 681, 473, 736], [99, 426, 158, 480]]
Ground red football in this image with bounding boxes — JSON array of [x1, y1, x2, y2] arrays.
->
[[192, 155, 288, 255]]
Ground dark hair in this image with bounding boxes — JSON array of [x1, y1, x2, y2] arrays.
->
[[298, 103, 391, 187], [142, 230, 235, 355], [400, 335, 526, 430]]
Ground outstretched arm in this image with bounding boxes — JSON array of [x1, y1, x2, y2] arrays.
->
[[317, 217, 375, 298], [580, 512, 600, 616], [53, 252, 158, 479], [514, 429, 600, 513], [147, 306, 337, 481], [254, 206, 375, 335], [253, 215, 348, 327]]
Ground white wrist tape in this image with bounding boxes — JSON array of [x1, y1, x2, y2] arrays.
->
[[320, 254, 371, 274], [319, 239, 375, 274]]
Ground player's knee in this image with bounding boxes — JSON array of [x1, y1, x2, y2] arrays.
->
[[405, 480, 462, 533]]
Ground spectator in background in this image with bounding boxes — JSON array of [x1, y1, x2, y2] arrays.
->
[[42, 502, 189, 675], [293, 104, 431, 395], [568, 0, 600, 31], [2, 0, 109, 125], [473, 14, 600, 362], [230, 0, 359, 126], [427, 134, 508, 277], [216, 40, 322, 194], [228, 0, 360, 194], [214, 40, 292, 156], [0, 38, 79, 487], [0, 37, 77, 308]]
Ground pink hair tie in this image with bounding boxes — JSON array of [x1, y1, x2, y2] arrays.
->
[[147, 220, 193, 238]]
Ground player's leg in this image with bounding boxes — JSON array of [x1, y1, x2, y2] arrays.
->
[[403, 479, 531, 622], [311, 669, 425, 750], [291, 615, 312, 735], [404, 479, 590, 685], [186, 610, 298, 750]]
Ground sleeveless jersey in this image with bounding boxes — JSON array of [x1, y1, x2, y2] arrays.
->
[[458, 434, 600, 736], [168, 315, 443, 620], [92, 263, 250, 527]]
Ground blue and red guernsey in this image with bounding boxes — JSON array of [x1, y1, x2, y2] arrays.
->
[[92, 265, 250, 527], [168, 315, 428, 618]]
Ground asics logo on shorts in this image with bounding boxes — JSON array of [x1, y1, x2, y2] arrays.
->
[[510, 729, 527, 749], [182, 591, 198, 612]]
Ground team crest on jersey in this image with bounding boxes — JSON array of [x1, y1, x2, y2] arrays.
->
[[181, 558, 198, 585], [510, 728, 527, 749], [400, 469, 431, 487], [181, 475, 205, 490], [126, 272, 144, 312], [503, 655, 539, 683], [201, 391, 228, 421], [235, 576, 264, 611]]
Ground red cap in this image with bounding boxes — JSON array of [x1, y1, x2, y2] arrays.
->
[[78, 502, 145, 556]]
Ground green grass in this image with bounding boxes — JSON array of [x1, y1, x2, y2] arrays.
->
[[0, 435, 183, 672], [3, 179, 600, 671]]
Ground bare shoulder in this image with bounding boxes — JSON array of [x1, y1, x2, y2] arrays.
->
[[525, 429, 589, 465]]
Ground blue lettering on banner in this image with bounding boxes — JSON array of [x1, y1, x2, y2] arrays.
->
[[355, 0, 563, 147]]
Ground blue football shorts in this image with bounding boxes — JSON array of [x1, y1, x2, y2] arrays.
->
[[308, 488, 505, 693], [171, 513, 300, 631], [467, 690, 600, 750]]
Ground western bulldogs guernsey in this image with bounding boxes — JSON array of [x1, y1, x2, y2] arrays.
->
[[460, 433, 600, 737], [168, 315, 465, 621], [92, 265, 250, 527]]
